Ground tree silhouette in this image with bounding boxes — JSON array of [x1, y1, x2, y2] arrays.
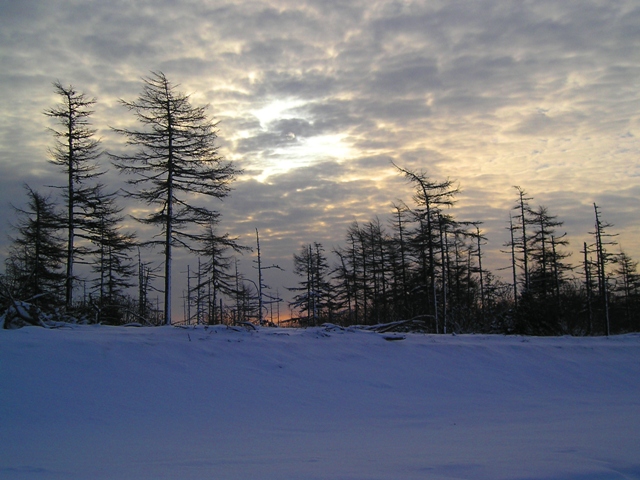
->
[[84, 185, 137, 323], [110, 72, 240, 325], [5, 186, 66, 308], [44, 82, 103, 309]]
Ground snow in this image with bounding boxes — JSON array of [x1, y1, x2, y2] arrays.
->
[[1, 325, 639, 480]]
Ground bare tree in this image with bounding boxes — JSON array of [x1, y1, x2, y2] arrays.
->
[[44, 82, 103, 309], [393, 162, 458, 332], [110, 72, 240, 324], [83, 185, 137, 323], [195, 221, 248, 325], [253, 229, 282, 325], [591, 204, 617, 335], [613, 251, 640, 329], [512, 186, 533, 293], [290, 243, 332, 326]]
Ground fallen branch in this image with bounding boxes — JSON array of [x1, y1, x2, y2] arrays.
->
[[368, 316, 434, 333]]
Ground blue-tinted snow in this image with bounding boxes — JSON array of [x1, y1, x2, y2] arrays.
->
[[1, 325, 639, 480]]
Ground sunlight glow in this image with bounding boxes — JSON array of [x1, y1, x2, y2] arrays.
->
[[251, 98, 306, 128], [256, 133, 353, 182], [248, 97, 355, 182], [297, 134, 352, 160]]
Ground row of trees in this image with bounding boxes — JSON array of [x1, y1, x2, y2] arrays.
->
[[1, 74, 637, 335], [1, 73, 243, 326], [287, 168, 639, 336]]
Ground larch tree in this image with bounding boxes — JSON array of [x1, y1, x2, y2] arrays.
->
[[195, 220, 249, 325], [591, 204, 617, 335], [290, 243, 332, 326], [44, 81, 103, 310], [512, 186, 533, 293], [110, 72, 240, 325], [613, 251, 640, 329], [332, 247, 355, 324], [522, 204, 571, 334], [582, 241, 596, 334], [5, 186, 66, 308], [83, 184, 137, 323], [252, 229, 283, 325], [393, 162, 459, 332], [468, 222, 487, 325], [389, 203, 410, 319], [507, 214, 519, 309]]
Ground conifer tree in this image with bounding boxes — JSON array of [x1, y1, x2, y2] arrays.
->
[[110, 72, 240, 325], [5, 186, 66, 307], [84, 185, 136, 323], [591, 204, 617, 335], [613, 251, 640, 330], [195, 220, 248, 325], [290, 243, 332, 325], [393, 162, 458, 332], [44, 82, 103, 309]]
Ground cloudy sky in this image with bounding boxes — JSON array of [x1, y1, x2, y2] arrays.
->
[[1, 0, 639, 317]]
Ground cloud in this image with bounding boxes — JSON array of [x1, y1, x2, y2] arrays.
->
[[0, 0, 639, 314], [510, 110, 588, 137]]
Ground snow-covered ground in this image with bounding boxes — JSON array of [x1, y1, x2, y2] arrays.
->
[[1, 325, 639, 480]]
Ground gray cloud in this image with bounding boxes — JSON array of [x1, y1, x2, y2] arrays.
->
[[1, 0, 639, 314]]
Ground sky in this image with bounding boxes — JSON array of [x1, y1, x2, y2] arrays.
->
[[1, 0, 639, 318]]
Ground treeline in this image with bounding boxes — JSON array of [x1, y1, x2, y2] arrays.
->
[[0, 72, 246, 328], [1, 75, 638, 335], [286, 166, 640, 336]]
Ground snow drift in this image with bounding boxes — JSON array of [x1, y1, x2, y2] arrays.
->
[[1, 325, 639, 480]]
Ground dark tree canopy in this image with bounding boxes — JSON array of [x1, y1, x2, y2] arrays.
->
[[5, 186, 66, 307]]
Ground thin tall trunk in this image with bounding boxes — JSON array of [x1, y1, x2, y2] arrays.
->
[[509, 215, 518, 309], [583, 242, 593, 335], [518, 191, 530, 291], [307, 245, 312, 325], [164, 104, 174, 325], [186, 265, 191, 325], [66, 116, 75, 309], [439, 216, 448, 334], [594, 204, 610, 336], [476, 226, 485, 321], [256, 228, 263, 325], [235, 260, 241, 324], [395, 207, 408, 316]]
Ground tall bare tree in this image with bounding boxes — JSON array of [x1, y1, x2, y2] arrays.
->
[[393, 162, 458, 332], [44, 82, 102, 309], [512, 186, 533, 293], [110, 72, 240, 324], [591, 204, 617, 335]]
